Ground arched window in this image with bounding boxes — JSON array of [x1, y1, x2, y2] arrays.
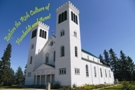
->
[[94, 66, 96, 77], [60, 30, 65, 37], [86, 65, 89, 77], [61, 46, 65, 57], [30, 56, 32, 64], [100, 68, 102, 77], [45, 53, 49, 63], [75, 46, 78, 57]]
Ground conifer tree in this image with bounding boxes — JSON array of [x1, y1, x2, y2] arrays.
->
[[0, 43, 12, 85], [109, 48, 118, 78], [99, 54, 105, 64], [15, 66, 24, 85], [103, 50, 110, 66]]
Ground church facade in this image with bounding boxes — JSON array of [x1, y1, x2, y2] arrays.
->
[[25, 1, 114, 87]]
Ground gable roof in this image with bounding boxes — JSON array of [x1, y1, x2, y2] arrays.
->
[[81, 49, 99, 59]]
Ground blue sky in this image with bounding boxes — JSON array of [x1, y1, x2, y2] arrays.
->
[[0, 0, 135, 72]]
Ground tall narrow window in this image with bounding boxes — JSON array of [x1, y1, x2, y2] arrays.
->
[[100, 68, 102, 77], [54, 51, 55, 62], [65, 11, 67, 20], [60, 30, 65, 37], [44, 31, 46, 39], [86, 65, 89, 77], [71, 11, 73, 21], [94, 66, 96, 77], [75, 46, 78, 57], [61, 46, 65, 57], [42, 30, 45, 38], [105, 69, 107, 77], [31, 29, 37, 39], [76, 15, 78, 24], [109, 70, 111, 78], [30, 56, 32, 64], [62, 12, 64, 22], [45, 53, 49, 63], [40, 29, 42, 37]]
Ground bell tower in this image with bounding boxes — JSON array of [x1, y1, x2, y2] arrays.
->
[[25, 21, 49, 85], [55, 1, 82, 87]]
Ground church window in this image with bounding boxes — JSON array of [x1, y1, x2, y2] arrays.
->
[[75, 68, 80, 75], [109, 70, 111, 78], [60, 30, 65, 37], [61, 46, 65, 57], [75, 46, 78, 57], [74, 31, 77, 37], [31, 44, 34, 49], [86, 65, 89, 77], [54, 51, 55, 62], [59, 68, 66, 75], [28, 72, 31, 77], [71, 11, 78, 25], [39, 29, 46, 39], [45, 53, 49, 63], [31, 29, 37, 39], [105, 69, 107, 77], [94, 66, 97, 77], [50, 41, 53, 46], [30, 56, 32, 64], [58, 11, 67, 24], [100, 68, 102, 77]]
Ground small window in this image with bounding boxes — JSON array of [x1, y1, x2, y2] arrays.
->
[[60, 30, 65, 37], [100, 68, 102, 77], [30, 56, 32, 64], [86, 65, 89, 77], [28, 72, 31, 77], [94, 66, 96, 77], [31, 44, 34, 49], [31, 29, 37, 39], [59, 68, 66, 75], [74, 31, 77, 37], [50, 41, 53, 46], [61, 46, 65, 57], [75, 46, 78, 57], [75, 68, 80, 75], [45, 53, 49, 63]]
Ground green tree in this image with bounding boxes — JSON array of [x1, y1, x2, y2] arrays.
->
[[15, 66, 24, 85], [0, 43, 12, 86], [99, 54, 105, 64], [109, 48, 118, 79], [104, 50, 110, 66], [127, 56, 134, 81]]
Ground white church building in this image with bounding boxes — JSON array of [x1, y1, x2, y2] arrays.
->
[[25, 1, 114, 87]]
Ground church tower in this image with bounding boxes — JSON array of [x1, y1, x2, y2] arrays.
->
[[25, 21, 49, 85], [55, 1, 82, 86]]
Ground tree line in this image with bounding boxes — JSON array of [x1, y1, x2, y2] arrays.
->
[[99, 48, 135, 81], [0, 43, 25, 86]]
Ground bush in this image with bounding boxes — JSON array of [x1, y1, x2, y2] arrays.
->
[[121, 81, 131, 90], [52, 81, 61, 89]]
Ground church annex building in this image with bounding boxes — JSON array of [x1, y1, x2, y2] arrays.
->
[[25, 1, 114, 87]]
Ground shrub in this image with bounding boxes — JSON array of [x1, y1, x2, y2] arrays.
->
[[121, 81, 131, 90], [52, 81, 61, 89]]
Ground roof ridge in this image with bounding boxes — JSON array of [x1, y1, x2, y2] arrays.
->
[[81, 49, 99, 59]]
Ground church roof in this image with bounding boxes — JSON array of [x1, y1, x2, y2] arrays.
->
[[81, 49, 99, 59]]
